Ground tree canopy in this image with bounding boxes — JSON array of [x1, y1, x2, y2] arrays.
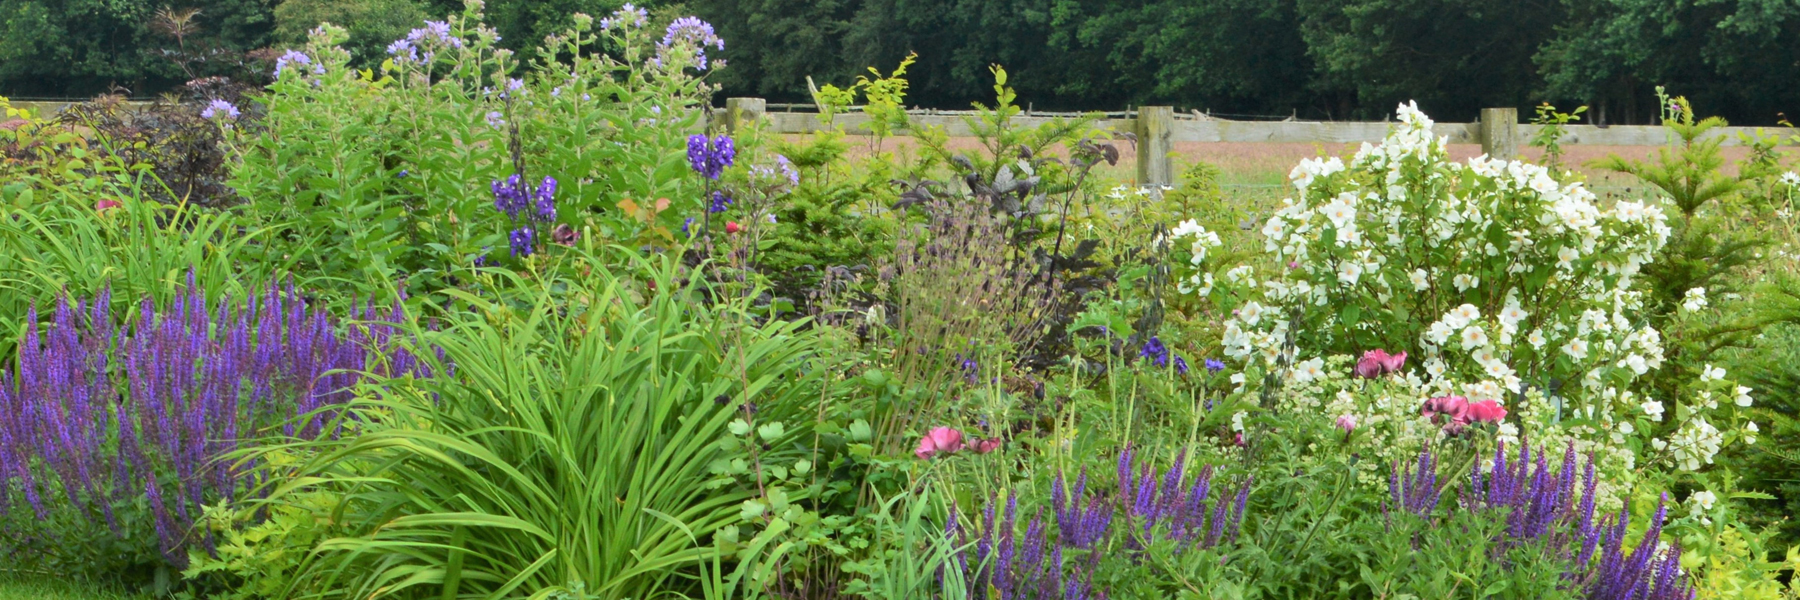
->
[[3, 0, 1797, 124]]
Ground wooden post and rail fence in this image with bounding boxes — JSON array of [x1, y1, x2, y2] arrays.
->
[[12, 97, 1779, 188], [718, 99, 1794, 187]]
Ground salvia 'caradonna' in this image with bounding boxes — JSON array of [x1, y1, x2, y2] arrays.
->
[[948, 448, 1252, 599], [0, 279, 435, 567], [1389, 443, 1694, 600]]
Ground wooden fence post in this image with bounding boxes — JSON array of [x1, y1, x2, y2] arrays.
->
[[724, 97, 766, 132], [1135, 106, 1175, 186], [1480, 107, 1519, 160]]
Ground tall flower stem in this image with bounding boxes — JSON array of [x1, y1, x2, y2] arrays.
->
[[1293, 462, 1354, 560]]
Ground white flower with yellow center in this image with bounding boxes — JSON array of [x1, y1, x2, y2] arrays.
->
[[1410, 269, 1429, 291], [1238, 301, 1265, 327], [1556, 246, 1579, 269], [1615, 201, 1646, 222], [1291, 357, 1326, 383], [1448, 304, 1480, 328], [1425, 357, 1447, 378], [1562, 338, 1589, 360], [1321, 197, 1357, 229], [1460, 325, 1489, 350], [1337, 261, 1363, 285], [1498, 305, 1528, 329], [1424, 321, 1453, 346]]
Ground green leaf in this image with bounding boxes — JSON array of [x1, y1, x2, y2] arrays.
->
[[757, 421, 787, 442]]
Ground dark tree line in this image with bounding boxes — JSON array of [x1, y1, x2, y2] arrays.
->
[[5, 0, 1799, 124]]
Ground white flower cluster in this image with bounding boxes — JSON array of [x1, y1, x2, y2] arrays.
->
[[1191, 103, 1760, 487], [1209, 103, 1670, 411], [1170, 219, 1223, 269], [1658, 416, 1722, 471]]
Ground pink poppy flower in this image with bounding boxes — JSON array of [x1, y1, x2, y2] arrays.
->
[[1355, 349, 1407, 378], [1380, 351, 1407, 373], [96, 199, 122, 212], [1335, 414, 1357, 433], [972, 438, 1003, 454], [1467, 399, 1507, 423], [915, 427, 965, 459], [1422, 396, 1471, 424]]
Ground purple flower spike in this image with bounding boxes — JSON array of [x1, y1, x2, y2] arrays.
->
[[533, 176, 558, 222], [509, 227, 537, 257], [685, 134, 735, 180], [0, 280, 432, 571]]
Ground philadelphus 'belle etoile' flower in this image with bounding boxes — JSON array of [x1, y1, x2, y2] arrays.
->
[[1681, 287, 1709, 312]]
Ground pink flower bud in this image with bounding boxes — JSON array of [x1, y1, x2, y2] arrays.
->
[[972, 438, 1004, 454]]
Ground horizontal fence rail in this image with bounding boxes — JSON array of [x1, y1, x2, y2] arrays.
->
[[754, 111, 1773, 147], [14, 97, 1790, 187], [720, 100, 1792, 186]]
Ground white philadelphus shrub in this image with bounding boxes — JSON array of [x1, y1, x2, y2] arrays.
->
[[1180, 103, 1756, 488], [1208, 102, 1670, 402]]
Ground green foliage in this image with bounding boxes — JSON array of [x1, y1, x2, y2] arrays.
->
[[1529, 102, 1585, 175], [838, 489, 966, 600], [234, 8, 712, 303], [12, 0, 1800, 126], [1594, 90, 1788, 395], [246, 247, 835, 599], [273, 0, 433, 65], [0, 0, 274, 96], [180, 483, 348, 600], [1594, 91, 1771, 218], [0, 183, 278, 354], [0, 575, 143, 600], [758, 134, 895, 292], [1537, 0, 1800, 126], [9, 12, 1800, 598], [1292, 0, 1559, 118]]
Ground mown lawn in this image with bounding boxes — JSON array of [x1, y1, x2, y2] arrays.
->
[[0, 576, 139, 600]]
